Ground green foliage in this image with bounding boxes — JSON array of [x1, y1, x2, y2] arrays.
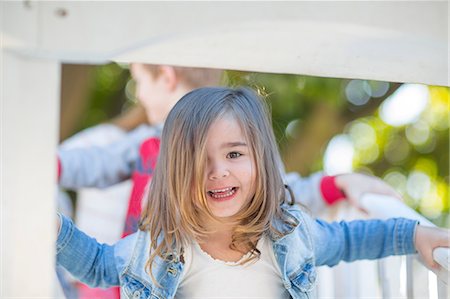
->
[[78, 63, 131, 131]]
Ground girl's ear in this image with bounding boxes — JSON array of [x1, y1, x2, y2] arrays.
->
[[158, 65, 178, 91]]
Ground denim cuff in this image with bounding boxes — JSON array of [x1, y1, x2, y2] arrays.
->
[[395, 218, 419, 255], [56, 213, 75, 254]]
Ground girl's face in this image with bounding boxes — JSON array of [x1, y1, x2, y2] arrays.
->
[[204, 115, 256, 218]]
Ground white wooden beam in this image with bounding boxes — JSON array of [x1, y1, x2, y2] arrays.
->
[[2, 1, 448, 86]]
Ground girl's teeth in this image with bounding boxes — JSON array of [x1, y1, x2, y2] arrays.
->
[[209, 187, 236, 199], [211, 187, 232, 193]]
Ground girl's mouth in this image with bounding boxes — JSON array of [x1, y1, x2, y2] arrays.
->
[[207, 187, 238, 201]]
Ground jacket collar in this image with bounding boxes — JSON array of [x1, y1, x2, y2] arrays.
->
[[268, 204, 301, 242]]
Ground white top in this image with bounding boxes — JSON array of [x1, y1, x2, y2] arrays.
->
[[176, 236, 289, 298]]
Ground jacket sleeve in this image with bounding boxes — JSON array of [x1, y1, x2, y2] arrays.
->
[[56, 214, 132, 288], [284, 172, 326, 215], [305, 216, 418, 267], [58, 125, 157, 189]]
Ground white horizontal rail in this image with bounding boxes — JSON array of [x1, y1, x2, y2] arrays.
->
[[360, 193, 449, 286]]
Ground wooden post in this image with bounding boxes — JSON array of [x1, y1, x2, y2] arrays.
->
[[1, 50, 60, 297]]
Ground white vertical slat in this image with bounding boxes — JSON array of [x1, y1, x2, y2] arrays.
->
[[379, 256, 406, 298], [437, 279, 449, 299], [377, 260, 390, 299], [406, 255, 414, 298], [1, 50, 60, 297], [408, 257, 430, 298]]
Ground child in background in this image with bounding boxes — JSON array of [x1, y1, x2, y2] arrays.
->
[[56, 86, 449, 299]]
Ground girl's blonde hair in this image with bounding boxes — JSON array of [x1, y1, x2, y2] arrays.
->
[[139, 87, 295, 281]]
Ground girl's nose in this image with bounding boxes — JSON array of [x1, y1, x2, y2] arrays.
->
[[208, 163, 230, 180]]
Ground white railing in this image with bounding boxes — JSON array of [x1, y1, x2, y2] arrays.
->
[[361, 194, 449, 299], [316, 194, 449, 299]]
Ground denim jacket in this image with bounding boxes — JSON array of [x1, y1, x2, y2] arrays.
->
[[56, 205, 417, 299]]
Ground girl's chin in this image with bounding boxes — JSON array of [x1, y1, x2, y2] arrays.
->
[[211, 211, 239, 219], [208, 203, 242, 219]]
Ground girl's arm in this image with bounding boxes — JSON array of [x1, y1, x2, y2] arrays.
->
[[310, 217, 449, 269], [56, 213, 121, 287], [310, 217, 418, 267]]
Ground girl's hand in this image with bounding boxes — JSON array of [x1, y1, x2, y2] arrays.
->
[[334, 173, 402, 211], [415, 225, 450, 269]]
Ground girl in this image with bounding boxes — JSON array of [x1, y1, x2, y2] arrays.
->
[[57, 87, 449, 299]]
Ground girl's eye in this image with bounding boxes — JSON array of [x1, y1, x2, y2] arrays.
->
[[227, 152, 242, 159]]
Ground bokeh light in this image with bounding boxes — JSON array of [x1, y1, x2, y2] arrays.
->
[[405, 120, 430, 145], [383, 170, 408, 198], [323, 135, 354, 175], [363, 81, 390, 98], [348, 121, 377, 150], [345, 79, 371, 106], [384, 136, 411, 164], [348, 120, 379, 164], [379, 84, 429, 126], [423, 86, 450, 131], [406, 171, 431, 202], [419, 180, 445, 220], [125, 79, 138, 103], [285, 119, 301, 139]]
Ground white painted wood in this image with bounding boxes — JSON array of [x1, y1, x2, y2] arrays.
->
[[1, 50, 60, 297], [2, 1, 447, 85], [409, 257, 430, 298], [360, 194, 450, 286], [437, 280, 449, 299], [380, 256, 406, 298], [0, 0, 39, 50], [406, 255, 414, 298]]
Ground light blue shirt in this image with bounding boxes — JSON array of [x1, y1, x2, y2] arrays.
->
[[56, 204, 417, 299]]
